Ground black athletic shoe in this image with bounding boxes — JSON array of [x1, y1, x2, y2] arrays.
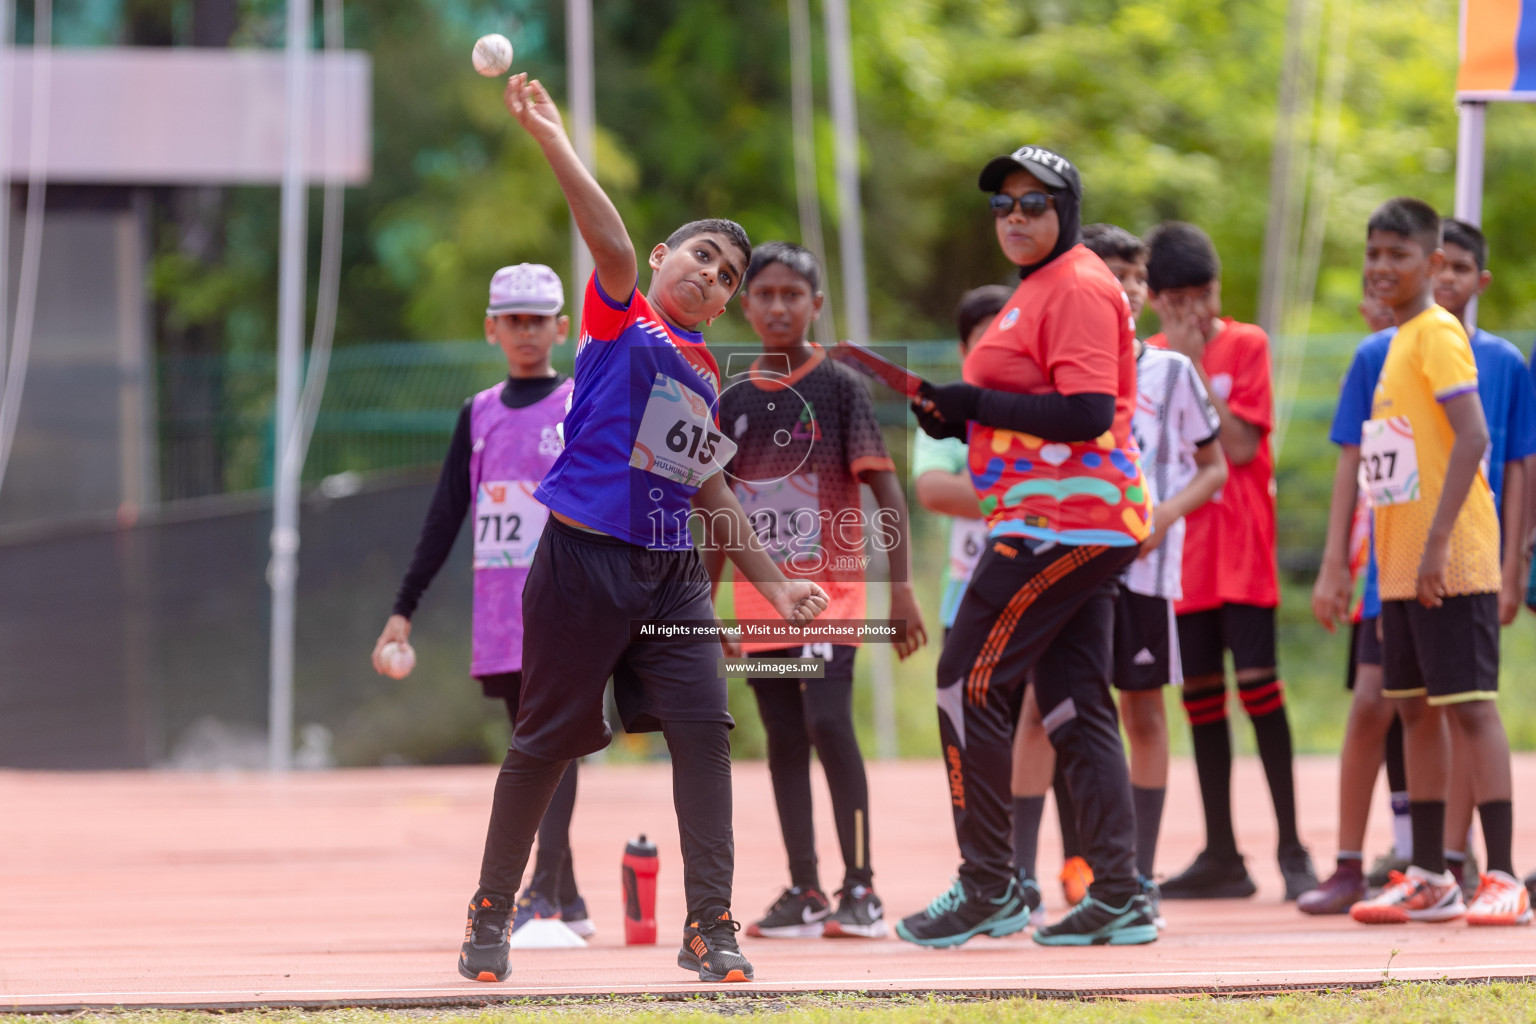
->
[[1032, 892, 1158, 946], [458, 892, 512, 982], [1159, 849, 1258, 899], [1449, 852, 1481, 904], [895, 876, 1031, 948], [1140, 875, 1165, 929], [746, 886, 830, 938], [1367, 850, 1411, 889], [1279, 843, 1318, 901], [678, 908, 755, 982], [823, 884, 887, 938], [1015, 871, 1045, 919]]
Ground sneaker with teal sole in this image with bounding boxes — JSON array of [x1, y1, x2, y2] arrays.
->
[[1032, 892, 1158, 946], [895, 876, 1030, 948]]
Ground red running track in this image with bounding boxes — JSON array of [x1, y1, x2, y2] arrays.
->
[[3, 755, 1535, 1008]]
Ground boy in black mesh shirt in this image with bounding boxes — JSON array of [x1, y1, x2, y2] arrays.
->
[[709, 242, 926, 939]]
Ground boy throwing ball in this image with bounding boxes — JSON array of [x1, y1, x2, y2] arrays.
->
[[458, 75, 828, 986]]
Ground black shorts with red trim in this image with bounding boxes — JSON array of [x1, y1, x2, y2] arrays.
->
[[1112, 586, 1181, 691], [1380, 594, 1499, 706]]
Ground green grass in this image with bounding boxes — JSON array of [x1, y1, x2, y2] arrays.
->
[[11, 983, 1536, 1022]]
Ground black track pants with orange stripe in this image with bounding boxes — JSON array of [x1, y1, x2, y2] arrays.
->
[[937, 537, 1141, 903]]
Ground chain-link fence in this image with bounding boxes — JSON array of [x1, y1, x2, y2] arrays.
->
[[4, 333, 1531, 768]]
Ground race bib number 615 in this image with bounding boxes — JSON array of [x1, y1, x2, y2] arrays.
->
[[629, 373, 738, 486]]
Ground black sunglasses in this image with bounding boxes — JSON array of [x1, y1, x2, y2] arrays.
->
[[989, 192, 1054, 219]]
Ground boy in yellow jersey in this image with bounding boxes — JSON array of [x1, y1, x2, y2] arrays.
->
[[1347, 198, 1528, 927]]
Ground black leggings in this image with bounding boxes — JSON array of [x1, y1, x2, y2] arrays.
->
[[751, 648, 872, 891], [504, 696, 582, 904], [478, 717, 734, 923]]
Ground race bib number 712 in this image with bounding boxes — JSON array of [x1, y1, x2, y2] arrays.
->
[[474, 480, 547, 568], [629, 373, 738, 486]]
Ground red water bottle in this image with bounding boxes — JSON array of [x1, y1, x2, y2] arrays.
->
[[622, 834, 659, 945]]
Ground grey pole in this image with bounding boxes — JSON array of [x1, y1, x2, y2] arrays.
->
[[567, 0, 595, 313], [823, 0, 895, 758], [823, 0, 868, 345], [1257, 0, 1316, 340], [788, 0, 833, 347], [270, 0, 311, 772], [0, 0, 10, 396], [1454, 99, 1486, 331]]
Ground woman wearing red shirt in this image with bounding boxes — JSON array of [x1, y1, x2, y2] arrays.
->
[[894, 145, 1157, 949]]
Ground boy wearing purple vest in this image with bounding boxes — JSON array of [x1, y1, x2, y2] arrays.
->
[[373, 262, 589, 935]]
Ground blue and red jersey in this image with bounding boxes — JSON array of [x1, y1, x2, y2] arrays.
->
[[534, 275, 723, 549]]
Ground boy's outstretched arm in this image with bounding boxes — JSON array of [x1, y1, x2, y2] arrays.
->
[[864, 469, 928, 660], [503, 74, 637, 300], [693, 472, 829, 625], [1419, 392, 1491, 608], [1311, 445, 1362, 631]]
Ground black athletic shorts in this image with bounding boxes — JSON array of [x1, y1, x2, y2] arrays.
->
[[1380, 594, 1499, 705], [513, 517, 732, 760], [1343, 618, 1384, 691], [748, 644, 857, 685], [477, 671, 522, 699], [1344, 617, 1381, 691], [1113, 586, 1181, 691], [1176, 602, 1277, 679]]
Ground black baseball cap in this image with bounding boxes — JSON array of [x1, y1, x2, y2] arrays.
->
[[978, 145, 1082, 199]]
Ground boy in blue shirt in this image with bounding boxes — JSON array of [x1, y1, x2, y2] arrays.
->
[[1431, 219, 1536, 892]]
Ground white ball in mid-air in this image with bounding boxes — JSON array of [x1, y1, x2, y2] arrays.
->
[[472, 33, 514, 77], [380, 641, 416, 680]]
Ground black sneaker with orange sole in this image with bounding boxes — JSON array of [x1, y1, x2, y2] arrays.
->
[[677, 908, 755, 982], [458, 892, 512, 982]]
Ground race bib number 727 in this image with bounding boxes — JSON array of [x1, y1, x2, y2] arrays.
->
[[629, 372, 738, 486], [1359, 416, 1420, 507]]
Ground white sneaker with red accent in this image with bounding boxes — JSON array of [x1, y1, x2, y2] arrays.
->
[[1349, 866, 1465, 924], [1466, 870, 1533, 926]]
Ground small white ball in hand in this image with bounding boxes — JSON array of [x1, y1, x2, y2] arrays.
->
[[472, 33, 514, 77], [381, 641, 416, 680]]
